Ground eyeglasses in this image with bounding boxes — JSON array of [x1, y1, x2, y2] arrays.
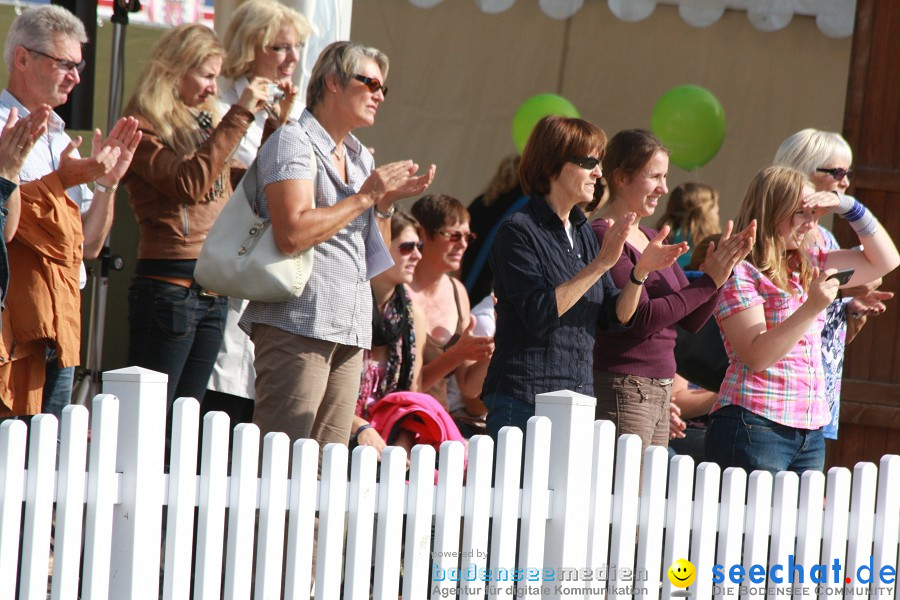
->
[[436, 230, 477, 244], [352, 74, 388, 97], [25, 47, 86, 74], [397, 241, 424, 255], [569, 156, 601, 170], [816, 167, 853, 181], [265, 43, 303, 54]]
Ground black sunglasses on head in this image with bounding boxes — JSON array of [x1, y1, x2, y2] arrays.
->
[[817, 167, 853, 181], [352, 74, 388, 97], [569, 156, 601, 170]]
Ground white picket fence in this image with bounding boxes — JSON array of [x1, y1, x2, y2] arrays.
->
[[1, 366, 899, 600]]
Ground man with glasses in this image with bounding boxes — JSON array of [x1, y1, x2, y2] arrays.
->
[[0, 5, 139, 417]]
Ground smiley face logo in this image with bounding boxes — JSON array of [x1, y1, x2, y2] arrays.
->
[[668, 558, 696, 588]]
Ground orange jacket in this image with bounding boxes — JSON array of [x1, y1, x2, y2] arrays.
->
[[0, 172, 82, 416]]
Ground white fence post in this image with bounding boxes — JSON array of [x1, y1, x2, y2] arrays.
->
[[535, 389, 596, 599], [103, 367, 168, 600]]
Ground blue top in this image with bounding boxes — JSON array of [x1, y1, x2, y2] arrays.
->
[[482, 195, 629, 404]]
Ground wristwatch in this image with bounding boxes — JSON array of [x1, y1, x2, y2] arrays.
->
[[374, 205, 395, 219], [630, 266, 648, 286]]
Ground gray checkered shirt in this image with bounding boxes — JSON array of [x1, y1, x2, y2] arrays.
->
[[240, 109, 375, 348]]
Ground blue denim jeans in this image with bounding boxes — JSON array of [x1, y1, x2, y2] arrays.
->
[[704, 405, 825, 475], [482, 392, 535, 441], [127, 276, 227, 410], [42, 347, 75, 419]]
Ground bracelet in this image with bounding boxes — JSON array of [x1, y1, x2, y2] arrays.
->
[[374, 205, 395, 219], [629, 266, 648, 286], [94, 181, 118, 194], [353, 423, 373, 441], [838, 197, 879, 237]]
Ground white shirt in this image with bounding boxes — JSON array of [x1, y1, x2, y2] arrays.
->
[[0, 89, 92, 288]]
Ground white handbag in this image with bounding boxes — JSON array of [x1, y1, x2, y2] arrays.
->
[[194, 159, 313, 302]]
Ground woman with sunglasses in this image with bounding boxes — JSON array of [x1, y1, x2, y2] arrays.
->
[[122, 24, 271, 414], [408, 194, 494, 423], [481, 116, 685, 439], [705, 166, 899, 474], [351, 210, 465, 459], [204, 0, 312, 426], [773, 129, 894, 442], [239, 41, 435, 450], [592, 129, 755, 458]]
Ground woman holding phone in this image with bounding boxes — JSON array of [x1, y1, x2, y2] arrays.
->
[[705, 166, 899, 474]]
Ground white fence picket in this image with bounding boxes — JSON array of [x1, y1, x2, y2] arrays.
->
[[661, 455, 694, 600], [404, 444, 437, 600], [163, 397, 201, 600], [460, 435, 493, 600], [284, 439, 319, 600], [194, 411, 230, 600], [0, 419, 27, 600], [715, 467, 748, 600], [81, 394, 119, 600], [315, 443, 348, 600], [224, 423, 261, 600], [587, 419, 616, 580], [691, 462, 721, 600], [489, 427, 524, 599], [820, 468, 851, 600], [872, 455, 900, 600], [795, 471, 826, 600], [742, 471, 773, 600], [19, 414, 57, 600], [636, 446, 668, 600], [770, 472, 801, 599], [343, 445, 378, 600], [846, 463, 878, 599], [256, 432, 290, 600], [608, 434, 641, 600], [50, 405, 89, 600], [372, 446, 406, 600], [432, 441, 466, 600], [518, 416, 551, 593]]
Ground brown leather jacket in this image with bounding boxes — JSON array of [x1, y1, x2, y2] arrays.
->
[[123, 105, 254, 261]]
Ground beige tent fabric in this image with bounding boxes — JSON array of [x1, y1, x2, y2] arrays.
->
[[351, 1, 850, 222]]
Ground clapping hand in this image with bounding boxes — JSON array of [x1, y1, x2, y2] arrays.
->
[[95, 116, 141, 189], [0, 105, 50, 181], [360, 160, 436, 212], [633, 225, 689, 278], [701, 219, 757, 288], [594, 213, 636, 271]]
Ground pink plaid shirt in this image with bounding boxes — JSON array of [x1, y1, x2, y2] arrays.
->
[[712, 250, 830, 430]]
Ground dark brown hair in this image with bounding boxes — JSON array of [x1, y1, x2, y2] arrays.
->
[[410, 194, 469, 238], [518, 116, 607, 197], [604, 129, 668, 193], [391, 209, 420, 238]]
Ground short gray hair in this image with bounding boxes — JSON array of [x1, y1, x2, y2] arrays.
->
[[773, 128, 853, 177], [306, 41, 389, 109], [4, 5, 88, 72]]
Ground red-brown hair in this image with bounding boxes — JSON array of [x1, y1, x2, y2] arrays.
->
[[518, 116, 607, 197]]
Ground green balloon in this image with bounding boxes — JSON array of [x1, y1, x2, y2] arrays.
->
[[651, 85, 726, 170], [512, 94, 580, 154]]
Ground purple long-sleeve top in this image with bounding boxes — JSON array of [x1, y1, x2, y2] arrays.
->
[[592, 219, 719, 378]]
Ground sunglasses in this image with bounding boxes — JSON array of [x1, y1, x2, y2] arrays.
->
[[397, 241, 424, 255], [352, 74, 388, 97], [26, 47, 86, 74], [569, 156, 601, 170], [816, 167, 853, 181], [437, 230, 477, 243]]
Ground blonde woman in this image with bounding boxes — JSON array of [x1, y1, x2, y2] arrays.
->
[[655, 182, 721, 268], [705, 166, 899, 474], [122, 23, 270, 411], [205, 0, 312, 424]]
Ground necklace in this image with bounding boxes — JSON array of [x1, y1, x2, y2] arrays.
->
[[333, 145, 345, 161]]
